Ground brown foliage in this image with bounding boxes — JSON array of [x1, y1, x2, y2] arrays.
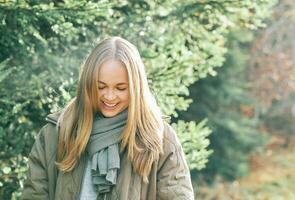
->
[[249, 0, 295, 108]]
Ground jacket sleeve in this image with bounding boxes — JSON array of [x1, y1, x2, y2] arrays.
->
[[21, 125, 49, 200], [156, 125, 195, 200]]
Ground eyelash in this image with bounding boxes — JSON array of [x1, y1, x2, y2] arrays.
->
[[98, 87, 126, 91]]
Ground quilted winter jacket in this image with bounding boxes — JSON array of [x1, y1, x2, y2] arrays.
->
[[21, 112, 195, 200]]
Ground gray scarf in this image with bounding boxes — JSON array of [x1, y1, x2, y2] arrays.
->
[[86, 108, 128, 195]]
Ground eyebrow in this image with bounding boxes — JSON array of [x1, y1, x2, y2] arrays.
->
[[98, 81, 128, 86]]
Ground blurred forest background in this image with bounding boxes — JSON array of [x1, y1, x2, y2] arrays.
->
[[0, 0, 294, 199]]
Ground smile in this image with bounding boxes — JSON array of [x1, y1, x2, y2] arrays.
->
[[102, 101, 119, 109]]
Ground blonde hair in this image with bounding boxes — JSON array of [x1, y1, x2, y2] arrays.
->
[[56, 36, 164, 182]]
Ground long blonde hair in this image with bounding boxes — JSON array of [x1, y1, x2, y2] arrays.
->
[[56, 36, 164, 182]]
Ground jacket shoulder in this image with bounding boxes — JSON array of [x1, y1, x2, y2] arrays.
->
[[32, 111, 62, 158], [155, 122, 194, 199], [22, 119, 60, 200], [157, 122, 183, 169], [45, 110, 63, 125], [162, 122, 182, 152], [35, 110, 62, 143], [36, 122, 59, 155]]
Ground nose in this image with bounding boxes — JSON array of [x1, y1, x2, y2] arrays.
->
[[103, 89, 116, 101]]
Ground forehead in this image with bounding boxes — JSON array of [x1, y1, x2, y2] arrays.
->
[[98, 59, 129, 84]]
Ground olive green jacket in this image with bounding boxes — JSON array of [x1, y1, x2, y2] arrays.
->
[[21, 112, 194, 200]]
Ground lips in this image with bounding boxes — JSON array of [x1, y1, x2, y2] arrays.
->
[[104, 102, 117, 107], [102, 101, 118, 110]]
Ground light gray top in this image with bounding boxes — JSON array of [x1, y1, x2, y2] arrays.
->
[[79, 159, 98, 200]]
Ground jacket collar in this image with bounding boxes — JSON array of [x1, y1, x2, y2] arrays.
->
[[45, 111, 62, 125]]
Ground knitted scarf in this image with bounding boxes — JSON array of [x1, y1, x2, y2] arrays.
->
[[86, 108, 128, 195]]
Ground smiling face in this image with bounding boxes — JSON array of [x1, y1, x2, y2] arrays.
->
[[97, 59, 130, 117]]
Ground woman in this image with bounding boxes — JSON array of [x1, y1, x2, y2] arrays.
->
[[21, 37, 194, 200]]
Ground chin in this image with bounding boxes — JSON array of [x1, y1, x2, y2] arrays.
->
[[100, 107, 123, 118], [101, 111, 119, 118]]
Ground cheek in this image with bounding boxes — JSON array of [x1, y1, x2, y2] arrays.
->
[[97, 92, 103, 99], [117, 91, 129, 103]]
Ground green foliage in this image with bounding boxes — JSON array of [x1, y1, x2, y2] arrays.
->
[[180, 29, 268, 181], [101, 0, 277, 117], [0, 59, 13, 83], [263, 93, 295, 137], [172, 119, 213, 170], [0, 1, 112, 199], [0, 0, 276, 199]]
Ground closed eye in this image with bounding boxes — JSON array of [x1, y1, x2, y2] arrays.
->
[[98, 87, 127, 91]]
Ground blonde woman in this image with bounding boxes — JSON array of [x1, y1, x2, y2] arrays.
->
[[21, 37, 194, 200]]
